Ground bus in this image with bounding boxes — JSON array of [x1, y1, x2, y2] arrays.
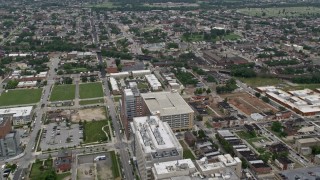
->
[[94, 155, 106, 161]]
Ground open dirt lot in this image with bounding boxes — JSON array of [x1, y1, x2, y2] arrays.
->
[[77, 164, 95, 180], [221, 92, 277, 115], [71, 107, 106, 122]]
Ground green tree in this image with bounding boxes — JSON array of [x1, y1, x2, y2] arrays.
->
[[255, 92, 261, 98], [262, 96, 270, 103], [6, 80, 19, 89], [271, 121, 282, 133], [206, 88, 211, 94]]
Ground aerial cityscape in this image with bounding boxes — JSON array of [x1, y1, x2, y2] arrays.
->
[[0, 0, 320, 179]]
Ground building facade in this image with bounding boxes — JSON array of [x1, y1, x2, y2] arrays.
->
[[131, 116, 183, 180], [141, 91, 194, 131]]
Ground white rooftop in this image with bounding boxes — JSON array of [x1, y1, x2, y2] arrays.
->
[[0, 106, 33, 117], [217, 130, 234, 137], [153, 159, 196, 176], [141, 91, 194, 116], [109, 77, 119, 91], [132, 116, 182, 153]]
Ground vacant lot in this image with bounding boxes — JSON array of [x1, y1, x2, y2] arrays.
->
[[221, 92, 277, 115], [50, 84, 75, 101], [0, 88, 42, 107], [238, 6, 320, 17], [84, 120, 109, 143], [79, 82, 104, 99], [71, 107, 106, 122]]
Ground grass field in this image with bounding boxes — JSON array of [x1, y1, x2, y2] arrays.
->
[[110, 151, 120, 178], [30, 159, 54, 179], [113, 96, 122, 102], [0, 88, 42, 107], [137, 82, 149, 89], [90, 2, 117, 8], [79, 98, 104, 105], [236, 131, 267, 147], [179, 140, 196, 160], [224, 33, 241, 40], [238, 6, 320, 17], [79, 82, 104, 99], [50, 84, 75, 101], [238, 77, 283, 87], [57, 172, 71, 180], [84, 120, 109, 143], [284, 84, 320, 91]]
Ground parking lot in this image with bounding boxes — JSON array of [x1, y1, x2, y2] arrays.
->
[[40, 122, 83, 151]]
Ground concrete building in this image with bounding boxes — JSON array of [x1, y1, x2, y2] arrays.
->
[[275, 157, 295, 170], [151, 159, 197, 179], [0, 106, 33, 125], [109, 72, 130, 79], [120, 88, 143, 138], [17, 81, 37, 88], [0, 131, 20, 157], [195, 154, 242, 178], [132, 70, 151, 78], [295, 138, 320, 154], [0, 119, 20, 157], [257, 86, 320, 116], [141, 91, 194, 131], [131, 116, 183, 180], [109, 77, 120, 95]]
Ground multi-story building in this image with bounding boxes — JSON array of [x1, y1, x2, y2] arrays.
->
[[120, 88, 143, 137], [195, 154, 242, 178], [0, 119, 20, 157], [0, 106, 33, 125], [141, 91, 194, 131], [151, 159, 197, 179], [131, 116, 183, 180]]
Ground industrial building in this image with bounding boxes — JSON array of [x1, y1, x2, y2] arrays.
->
[[257, 86, 320, 116], [131, 116, 183, 180], [0, 106, 33, 125], [141, 91, 194, 131]]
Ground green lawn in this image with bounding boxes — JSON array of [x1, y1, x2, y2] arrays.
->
[[79, 82, 104, 99], [0, 88, 42, 107], [137, 82, 149, 89], [238, 6, 320, 17], [57, 172, 71, 180], [236, 131, 267, 147], [50, 84, 75, 101], [79, 98, 104, 105], [113, 96, 122, 102], [284, 84, 320, 91], [30, 159, 55, 179], [179, 140, 196, 160], [224, 33, 241, 40], [238, 77, 283, 87], [84, 120, 109, 143], [110, 151, 120, 178]]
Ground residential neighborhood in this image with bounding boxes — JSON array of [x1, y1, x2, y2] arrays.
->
[[0, 0, 320, 179]]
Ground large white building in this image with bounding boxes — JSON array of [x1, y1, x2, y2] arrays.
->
[[151, 159, 197, 179], [0, 106, 33, 125], [141, 91, 194, 131], [131, 116, 183, 180], [195, 154, 242, 178]]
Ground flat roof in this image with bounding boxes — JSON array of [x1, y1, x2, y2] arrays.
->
[[141, 91, 194, 116], [109, 77, 119, 91], [297, 137, 320, 144], [132, 116, 182, 153], [0, 106, 33, 117], [153, 159, 195, 175], [217, 130, 234, 137]]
